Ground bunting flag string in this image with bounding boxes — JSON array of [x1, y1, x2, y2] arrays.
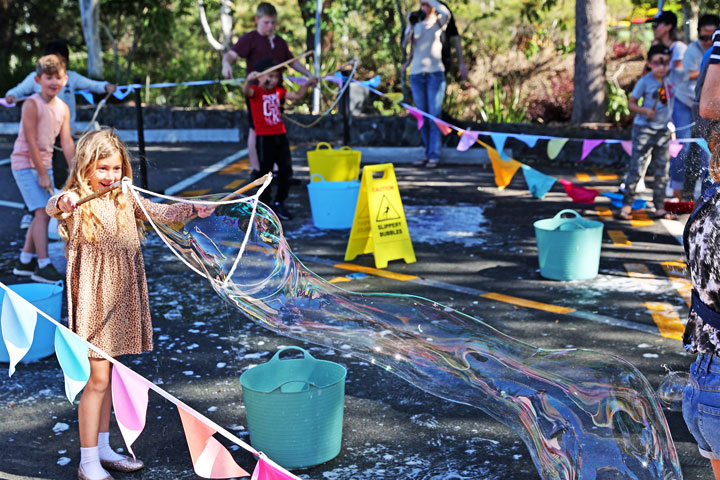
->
[[481, 141, 522, 189], [434, 118, 453, 135], [547, 138, 569, 160], [404, 105, 424, 129], [489, 133, 510, 161], [521, 164, 557, 199], [558, 179, 600, 204], [0, 281, 301, 480], [457, 130, 479, 152]]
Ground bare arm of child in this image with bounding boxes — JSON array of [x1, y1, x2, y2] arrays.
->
[[243, 72, 259, 98], [289, 59, 317, 82], [59, 103, 75, 166], [701, 64, 720, 120], [222, 50, 239, 79], [286, 77, 318, 101], [21, 100, 52, 192], [628, 95, 655, 119]]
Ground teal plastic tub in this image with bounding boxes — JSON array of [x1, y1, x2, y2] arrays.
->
[[307, 174, 360, 229], [240, 346, 346, 468], [534, 209, 604, 281], [0, 281, 63, 363]]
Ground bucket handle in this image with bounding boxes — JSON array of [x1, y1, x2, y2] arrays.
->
[[310, 174, 326, 183], [269, 346, 316, 363], [551, 209, 587, 230], [339, 146, 352, 151], [553, 209, 582, 220], [272, 379, 321, 392], [46, 280, 64, 299], [314, 142, 333, 151]]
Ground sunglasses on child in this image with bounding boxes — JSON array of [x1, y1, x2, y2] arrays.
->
[[649, 59, 668, 67], [699, 35, 713, 42]]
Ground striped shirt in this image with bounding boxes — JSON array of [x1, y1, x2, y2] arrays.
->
[[709, 28, 720, 64]]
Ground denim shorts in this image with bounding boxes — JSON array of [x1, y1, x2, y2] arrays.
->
[[12, 167, 54, 212], [683, 352, 720, 460]]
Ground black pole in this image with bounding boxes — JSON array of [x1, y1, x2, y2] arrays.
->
[[341, 69, 352, 146], [134, 77, 148, 190]]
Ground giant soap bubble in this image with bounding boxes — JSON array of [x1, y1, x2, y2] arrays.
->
[[128, 178, 682, 480]]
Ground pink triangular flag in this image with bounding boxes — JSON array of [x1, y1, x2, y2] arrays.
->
[[433, 119, 452, 135], [558, 179, 599, 204], [406, 106, 424, 129], [177, 406, 250, 478], [112, 363, 149, 460], [457, 130, 479, 152], [580, 139, 604, 161], [252, 454, 300, 480], [620, 140, 633, 156], [669, 141, 684, 158]]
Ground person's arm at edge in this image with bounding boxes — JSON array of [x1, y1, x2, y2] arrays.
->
[[69, 70, 113, 94], [59, 103, 74, 166], [22, 100, 52, 190], [286, 78, 316, 101], [222, 50, 239, 79], [628, 95, 653, 118], [700, 64, 720, 120], [243, 72, 258, 98], [5, 72, 38, 103], [428, 0, 450, 27]]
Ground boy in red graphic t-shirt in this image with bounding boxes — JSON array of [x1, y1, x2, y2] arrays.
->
[[243, 57, 317, 221]]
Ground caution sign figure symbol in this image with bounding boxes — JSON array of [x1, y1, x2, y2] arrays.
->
[[376, 195, 401, 222]]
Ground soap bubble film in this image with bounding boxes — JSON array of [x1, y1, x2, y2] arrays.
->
[[130, 185, 682, 480]]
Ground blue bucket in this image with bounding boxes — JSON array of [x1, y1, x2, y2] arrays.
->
[[307, 174, 360, 229], [601, 192, 647, 210], [0, 281, 63, 363], [534, 210, 604, 281]]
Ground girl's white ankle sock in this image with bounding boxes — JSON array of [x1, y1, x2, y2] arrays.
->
[[79, 446, 107, 479], [97, 431, 125, 462]]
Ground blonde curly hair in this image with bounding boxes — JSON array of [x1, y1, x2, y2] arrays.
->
[[59, 129, 139, 243]]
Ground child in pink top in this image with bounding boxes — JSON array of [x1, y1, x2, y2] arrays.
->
[[11, 54, 74, 283]]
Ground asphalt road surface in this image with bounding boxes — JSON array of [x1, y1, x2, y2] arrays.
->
[[0, 140, 709, 479]]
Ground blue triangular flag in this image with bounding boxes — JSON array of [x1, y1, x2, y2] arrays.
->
[[516, 134, 539, 148], [697, 139, 712, 156], [1, 286, 38, 376], [76, 90, 95, 105], [490, 133, 510, 160], [521, 164, 557, 199], [55, 325, 90, 403]]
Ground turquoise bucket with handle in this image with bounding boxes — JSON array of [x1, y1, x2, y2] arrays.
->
[[307, 174, 360, 229], [0, 281, 64, 363], [240, 346, 346, 468], [534, 209, 604, 281]]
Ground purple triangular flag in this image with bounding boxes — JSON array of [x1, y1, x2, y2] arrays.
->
[[457, 130, 479, 152], [580, 139, 604, 161]]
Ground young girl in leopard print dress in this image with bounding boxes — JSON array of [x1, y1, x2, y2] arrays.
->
[[46, 129, 211, 480]]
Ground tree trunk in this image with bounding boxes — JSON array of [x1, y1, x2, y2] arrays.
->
[[571, 0, 606, 124], [78, 0, 103, 78]]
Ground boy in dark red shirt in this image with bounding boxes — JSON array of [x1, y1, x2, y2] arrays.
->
[[221, 2, 315, 175], [243, 57, 317, 220]]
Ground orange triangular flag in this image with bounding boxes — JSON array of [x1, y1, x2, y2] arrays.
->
[[487, 147, 522, 190], [177, 406, 250, 479], [433, 119, 453, 135]]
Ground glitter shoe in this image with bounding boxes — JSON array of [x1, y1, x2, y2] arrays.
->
[[78, 466, 114, 480], [100, 455, 145, 472]]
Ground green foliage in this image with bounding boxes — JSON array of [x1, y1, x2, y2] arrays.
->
[[476, 81, 527, 124], [606, 80, 630, 123]]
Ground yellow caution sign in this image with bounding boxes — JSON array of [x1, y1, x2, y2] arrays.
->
[[344, 163, 416, 269]]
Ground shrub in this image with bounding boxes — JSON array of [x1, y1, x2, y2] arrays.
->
[[525, 72, 574, 123]]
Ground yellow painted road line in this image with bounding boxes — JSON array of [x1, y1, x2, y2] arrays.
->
[[575, 172, 591, 182], [608, 230, 631, 246], [630, 210, 654, 228], [223, 178, 246, 190], [328, 276, 353, 284], [333, 263, 418, 281], [624, 263, 655, 279], [661, 261, 692, 306], [595, 207, 612, 219], [219, 159, 251, 175], [662, 260, 687, 276], [180, 189, 210, 196], [593, 170, 618, 181], [645, 302, 685, 340], [479, 292, 576, 314]]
